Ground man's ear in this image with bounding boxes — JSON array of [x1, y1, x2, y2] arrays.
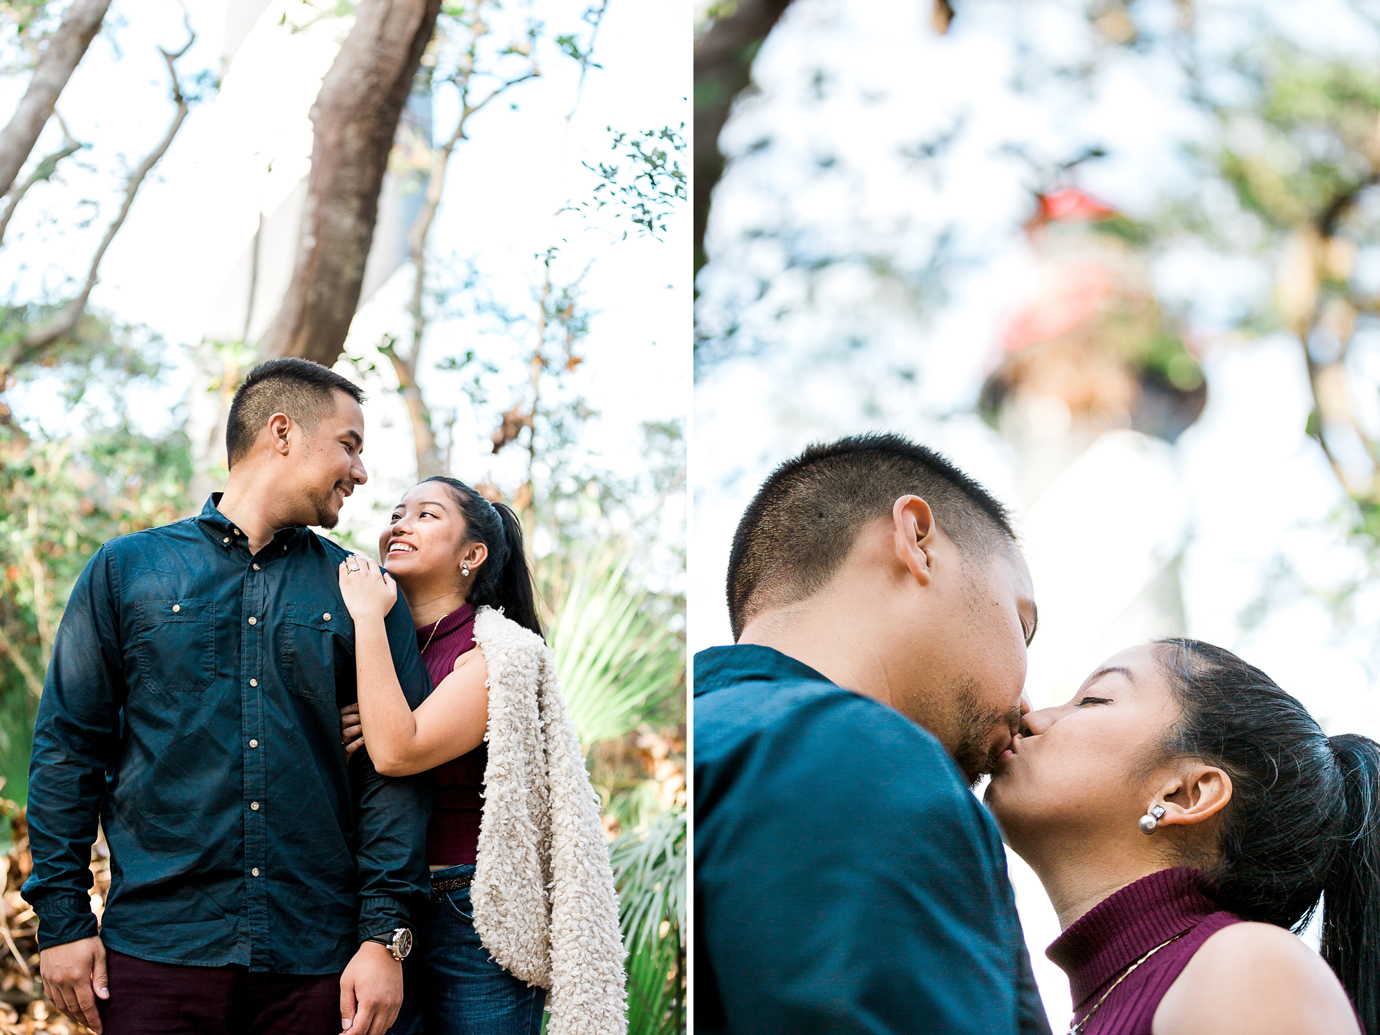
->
[[893, 495, 938, 587], [267, 413, 292, 457], [1154, 764, 1233, 830]]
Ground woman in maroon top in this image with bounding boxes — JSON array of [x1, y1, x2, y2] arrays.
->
[[337, 477, 548, 1035], [985, 640, 1379, 1035]]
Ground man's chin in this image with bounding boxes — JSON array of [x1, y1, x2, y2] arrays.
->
[[314, 499, 342, 529]]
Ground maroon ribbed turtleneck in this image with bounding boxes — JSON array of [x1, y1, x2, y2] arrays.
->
[[1047, 867, 1243, 1034], [416, 603, 485, 866]]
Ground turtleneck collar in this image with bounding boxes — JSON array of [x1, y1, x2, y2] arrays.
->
[[417, 602, 476, 649], [1047, 867, 1221, 1007]]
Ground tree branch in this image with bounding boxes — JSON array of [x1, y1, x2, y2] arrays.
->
[[0, 111, 83, 248], [0, 0, 111, 198], [17, 26, 194, 360], [397, 10, 539, 478]]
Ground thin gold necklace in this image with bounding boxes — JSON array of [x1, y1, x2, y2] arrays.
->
[[419, 617, 444, 657], [1068, 932, 1187, 1035]]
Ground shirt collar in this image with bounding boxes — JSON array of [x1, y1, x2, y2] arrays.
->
[[197, 493, 306, 552], [692, 644, 834, 698]]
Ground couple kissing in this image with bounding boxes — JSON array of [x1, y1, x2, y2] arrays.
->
[[695, 432, 1377, 1035]]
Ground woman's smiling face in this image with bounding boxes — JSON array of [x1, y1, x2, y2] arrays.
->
[[378, 483, 471, 583], [984, 643, 1184, 854]]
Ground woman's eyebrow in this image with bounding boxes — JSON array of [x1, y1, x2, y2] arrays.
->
[[1082, 665, 1135, 690]]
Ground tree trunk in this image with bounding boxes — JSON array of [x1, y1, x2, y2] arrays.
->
[[259, 0, 444, 367], [693, 0, 795, 277], [0, 0, 111, 199]]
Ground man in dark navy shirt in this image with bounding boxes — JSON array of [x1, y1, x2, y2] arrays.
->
[[25, 359, 431, 1035], [694, 432, 1051, 1035]]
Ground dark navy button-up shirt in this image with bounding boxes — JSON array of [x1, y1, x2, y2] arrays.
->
[[694, 644, 1051, 1035], [23, 495, 432, 974]]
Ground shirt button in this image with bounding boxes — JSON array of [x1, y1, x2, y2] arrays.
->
[[223, 537, 230, 544], [253, 564, 261, 571], [251, 868, 260, 877], [248, 617, 257, 625], [171, 604, 180, 613], [323, 613, 331, 621], [249, 739, 258, 748], [233, 528, 241, 535], [250, 802, 259, 811], [249, 679, 258, 687]]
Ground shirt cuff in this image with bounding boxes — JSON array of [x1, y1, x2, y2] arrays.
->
[[358, 895, 409, 943], [33, 896, 99, 950]]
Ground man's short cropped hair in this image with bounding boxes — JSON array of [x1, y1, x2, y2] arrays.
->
[[225, 358, 366, 467], [726, 432, 1016, 639]]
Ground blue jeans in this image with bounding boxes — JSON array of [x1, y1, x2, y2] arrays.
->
[[389, 864, 547, 1035]]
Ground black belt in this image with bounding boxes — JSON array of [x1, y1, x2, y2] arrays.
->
[[431, 874, 472, 893]]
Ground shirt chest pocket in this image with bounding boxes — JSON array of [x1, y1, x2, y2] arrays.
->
[[279, 603, 353, 701], [132, 599, 216, 693]]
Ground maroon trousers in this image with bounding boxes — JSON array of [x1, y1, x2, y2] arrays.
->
[[97, 950, 341, 1035]]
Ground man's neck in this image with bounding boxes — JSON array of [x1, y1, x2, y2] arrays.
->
[[736, 589, 905, 709], [218, 479, 290, 555]]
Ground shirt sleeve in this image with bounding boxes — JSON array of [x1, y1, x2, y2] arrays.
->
[[697, 690, 1025, 1035], [23, 548, 125, 949], [351, 594, 432, 941]]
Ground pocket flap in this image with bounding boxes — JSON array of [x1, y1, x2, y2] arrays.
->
[[283, 602, 353, 636], [133, 598, 215, 627]]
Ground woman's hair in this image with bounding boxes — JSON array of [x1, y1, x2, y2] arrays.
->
[[420, 476, 543, 639], [1154, 638, 1379, 1033]]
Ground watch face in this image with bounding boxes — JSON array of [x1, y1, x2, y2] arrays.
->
[[394, 927, 413, 960]]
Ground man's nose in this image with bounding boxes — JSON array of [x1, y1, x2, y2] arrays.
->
[[352, 456, 368, 486], [1019, 690, 1033, 716]]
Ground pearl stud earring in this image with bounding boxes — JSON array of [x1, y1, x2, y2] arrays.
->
[[1138, 804, 1166, 835], [461, 562, 470, 576]]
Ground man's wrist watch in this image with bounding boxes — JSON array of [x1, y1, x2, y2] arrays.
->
[[365, 926, 413, 962]]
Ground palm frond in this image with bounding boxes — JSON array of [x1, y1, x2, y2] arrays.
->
[[611, 808, 686, 1035], [546, 549, 684, 746]]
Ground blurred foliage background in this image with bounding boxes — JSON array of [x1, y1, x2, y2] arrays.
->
[[0, 0, 687, 1031], [694, 0, 1380, 1027]]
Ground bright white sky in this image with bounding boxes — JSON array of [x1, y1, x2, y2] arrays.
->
[[693, 0, 1380, 1021], [1, 0, 690, 577]]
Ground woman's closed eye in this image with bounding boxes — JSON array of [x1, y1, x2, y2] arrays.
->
[[1077, 696, 1113, 706]]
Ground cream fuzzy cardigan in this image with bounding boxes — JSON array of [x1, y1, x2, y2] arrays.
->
[[469, 606, 627, 1035]]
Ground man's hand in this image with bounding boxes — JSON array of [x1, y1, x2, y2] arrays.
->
[[40, 936, 108, 1034], [340, 702, 365, 758], [339, 940, 403, 1034]]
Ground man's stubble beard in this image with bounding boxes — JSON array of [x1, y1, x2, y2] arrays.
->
[[950, 674, 1022, 788]]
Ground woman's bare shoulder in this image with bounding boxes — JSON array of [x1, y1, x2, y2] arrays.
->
[[1153, 921, 1359, 1035], [453, 644, 487, 673]]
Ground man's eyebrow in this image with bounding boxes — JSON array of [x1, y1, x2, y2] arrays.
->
[[342, 430, 363, 448]]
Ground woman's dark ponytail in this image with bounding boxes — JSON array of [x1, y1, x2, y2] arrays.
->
[[1155, 639, 1379, 1034], [1320, 733, 1380, 1035], [421, 476, 544, 639]]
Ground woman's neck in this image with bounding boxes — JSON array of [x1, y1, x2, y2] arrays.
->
[[1023, 834, 1169, 929], [398, 579, 470, 629]]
